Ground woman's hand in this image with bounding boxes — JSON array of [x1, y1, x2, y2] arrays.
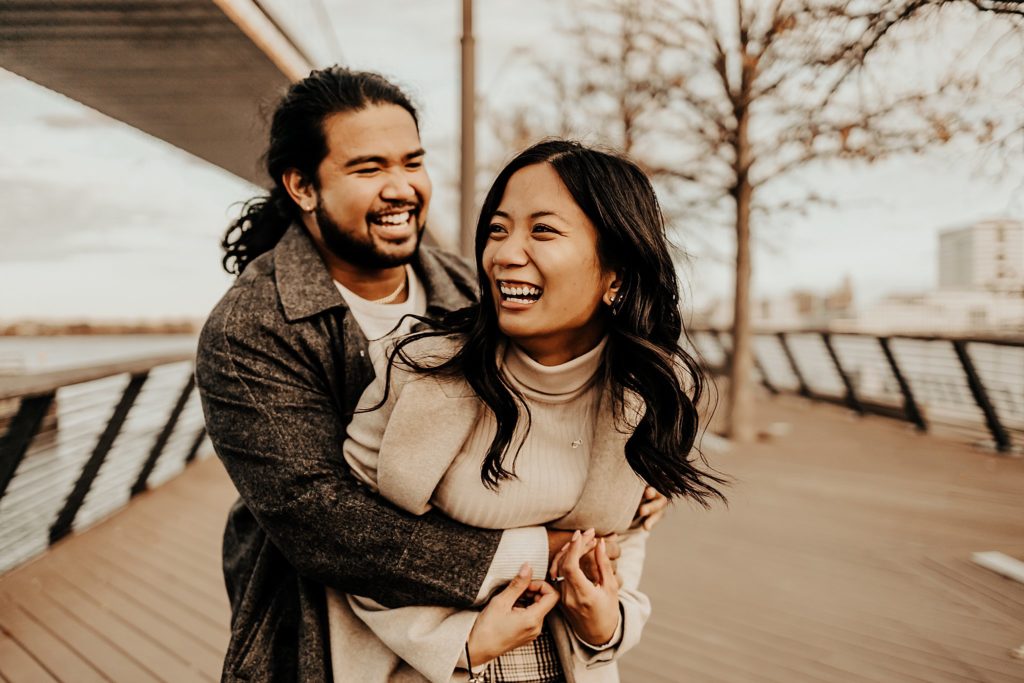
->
[[549, 529, 620, 647], [548, 528, 621, 585], [633, 486, 669, 531], [466, 563, 559, 666]]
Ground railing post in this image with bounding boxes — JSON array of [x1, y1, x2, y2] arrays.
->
[[184, 426, 207, 464], [708, 329, 732, 375], [50, 372, 149, 543], [0, 392, 55, 503], [951, 340, 1012, 452], [743, 331, 779, 395], [777, 332, 811, 398], [130, 374, 195, 497], [821, 333, 863, 414], [877, 337, 927, 431], [711, 329, 777, 393]]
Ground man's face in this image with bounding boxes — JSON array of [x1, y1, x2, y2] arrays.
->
[[310, 104, 431, 270]]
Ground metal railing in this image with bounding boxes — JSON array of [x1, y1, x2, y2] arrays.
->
[[691, 329, 1024, 454], [0, 353, 208, 574]]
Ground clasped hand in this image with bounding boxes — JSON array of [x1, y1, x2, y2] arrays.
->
[[549, 528, 620, 646], [466, 528, 622, 669]]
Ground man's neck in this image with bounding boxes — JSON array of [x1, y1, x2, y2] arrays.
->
[[329, 259, 408, 303]]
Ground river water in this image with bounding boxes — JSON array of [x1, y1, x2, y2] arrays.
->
[[0, 335, 197, 375]]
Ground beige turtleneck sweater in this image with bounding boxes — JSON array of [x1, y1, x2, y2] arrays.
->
[[430, 339, 604, 529]]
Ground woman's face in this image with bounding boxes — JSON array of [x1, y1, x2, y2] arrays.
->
[[482, 163, 618, 366]]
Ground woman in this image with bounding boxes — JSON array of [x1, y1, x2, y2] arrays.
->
[[329, 139, 725, 682]]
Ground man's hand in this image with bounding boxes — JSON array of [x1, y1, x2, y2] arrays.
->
[[466, 563, 559, 666], [549, 529, 620, 647], [548, 528, 620, 585], [633, 486, 669, 531]]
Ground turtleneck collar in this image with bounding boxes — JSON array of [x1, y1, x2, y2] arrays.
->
[[502, 337, 608, 402]]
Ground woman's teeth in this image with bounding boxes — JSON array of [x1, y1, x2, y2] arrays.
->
[[499, 283, 542, 304]]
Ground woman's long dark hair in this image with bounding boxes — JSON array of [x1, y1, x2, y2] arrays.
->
[[388, 139, 726, 507], [221, 67, 419, 275]]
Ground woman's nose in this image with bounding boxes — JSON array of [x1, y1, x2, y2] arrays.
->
[[492, 232, 529, 267]]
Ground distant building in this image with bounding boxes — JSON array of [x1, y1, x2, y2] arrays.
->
[[834, 289, 1024, 335], [697, 220, 1023, 336], [844, 218, 1024, 335], [697, 275, 856, 331], [938, 218, 1024, 293]]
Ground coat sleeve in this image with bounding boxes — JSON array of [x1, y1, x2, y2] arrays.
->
[[566, 527, 651, 667], [195, 289, 501, 609], [346, 594, 478, 683]]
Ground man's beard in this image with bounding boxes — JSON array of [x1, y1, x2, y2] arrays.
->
[[315, 201, 423, 269]]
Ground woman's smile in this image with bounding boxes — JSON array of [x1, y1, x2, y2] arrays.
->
[[496, 280, 544, 307]]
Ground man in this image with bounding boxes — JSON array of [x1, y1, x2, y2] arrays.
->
[[196, 67, 666, 681]]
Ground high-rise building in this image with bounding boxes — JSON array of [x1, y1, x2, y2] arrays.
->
[[938, 218, 1024, 293]]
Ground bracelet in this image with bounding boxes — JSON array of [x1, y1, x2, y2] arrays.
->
[[465, 642, 487, 683]]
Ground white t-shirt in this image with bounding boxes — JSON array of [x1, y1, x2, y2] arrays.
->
[[334, 265, 427, 365]]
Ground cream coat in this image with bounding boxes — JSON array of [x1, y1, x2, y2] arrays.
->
[[330, 339, 651, 683]]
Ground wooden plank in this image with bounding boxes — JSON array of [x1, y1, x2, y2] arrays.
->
[[82, 532, 227, 608], [0, 593, 106, 683], [25, 574, 210, 683], [40, 560, 223, 675], [78, 548, 229, 632], [0, 625, 58, 683], [70, 557, 225, 653], [3, 577, 161, 683]]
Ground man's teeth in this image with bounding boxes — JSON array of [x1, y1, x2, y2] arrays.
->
[[376, 211, 411, 225]]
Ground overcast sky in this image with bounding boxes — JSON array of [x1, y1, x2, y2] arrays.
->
[[1, 0, 1021, 322]]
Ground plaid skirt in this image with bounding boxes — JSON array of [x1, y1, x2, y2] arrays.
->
[[482, 625, 565, 682]]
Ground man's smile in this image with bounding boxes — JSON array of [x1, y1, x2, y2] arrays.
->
[[368, 206, 419, 241]]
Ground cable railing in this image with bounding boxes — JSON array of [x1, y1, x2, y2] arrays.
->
[[0, 353, 208, 575], [691, 328, 1024, 454]]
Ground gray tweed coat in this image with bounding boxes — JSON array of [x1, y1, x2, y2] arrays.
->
[[196, 225, 500, 682]]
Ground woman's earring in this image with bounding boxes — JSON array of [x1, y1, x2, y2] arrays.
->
[[609, 292, 624, 316]]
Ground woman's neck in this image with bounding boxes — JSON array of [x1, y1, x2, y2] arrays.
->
[[511, 328, 607, 367]]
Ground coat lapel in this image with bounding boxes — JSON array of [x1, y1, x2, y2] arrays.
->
[[376, 377, 480, 514], [553, 391, 647, 535]]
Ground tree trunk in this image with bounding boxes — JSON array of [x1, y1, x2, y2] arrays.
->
[[728, 177, 755, 442], [727, 75, 755, 442]]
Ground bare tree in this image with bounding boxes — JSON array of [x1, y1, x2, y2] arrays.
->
[[485, 0, 1012, 442]]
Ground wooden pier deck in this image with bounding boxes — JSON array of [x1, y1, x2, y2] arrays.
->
[[1, 395, 1022, 682]]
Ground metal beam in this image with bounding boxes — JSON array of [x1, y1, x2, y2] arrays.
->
[[821, 333, 863, 414], [0, 393, 55, 504], [951, 340, 1012, 452], [0, 0, 314, 185], [131, 374, 196, 496], [50, 372, 149, 543], [878, 337, 927, 431]]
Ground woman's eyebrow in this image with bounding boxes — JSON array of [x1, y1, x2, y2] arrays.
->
[[492, 209, 563, 220]]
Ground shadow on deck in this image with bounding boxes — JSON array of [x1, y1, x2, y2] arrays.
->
[[2, 396, 1023, 682]]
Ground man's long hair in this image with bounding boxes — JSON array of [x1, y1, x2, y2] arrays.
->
[[386, 139, 727, 507], [222, 67, 419, 275]]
